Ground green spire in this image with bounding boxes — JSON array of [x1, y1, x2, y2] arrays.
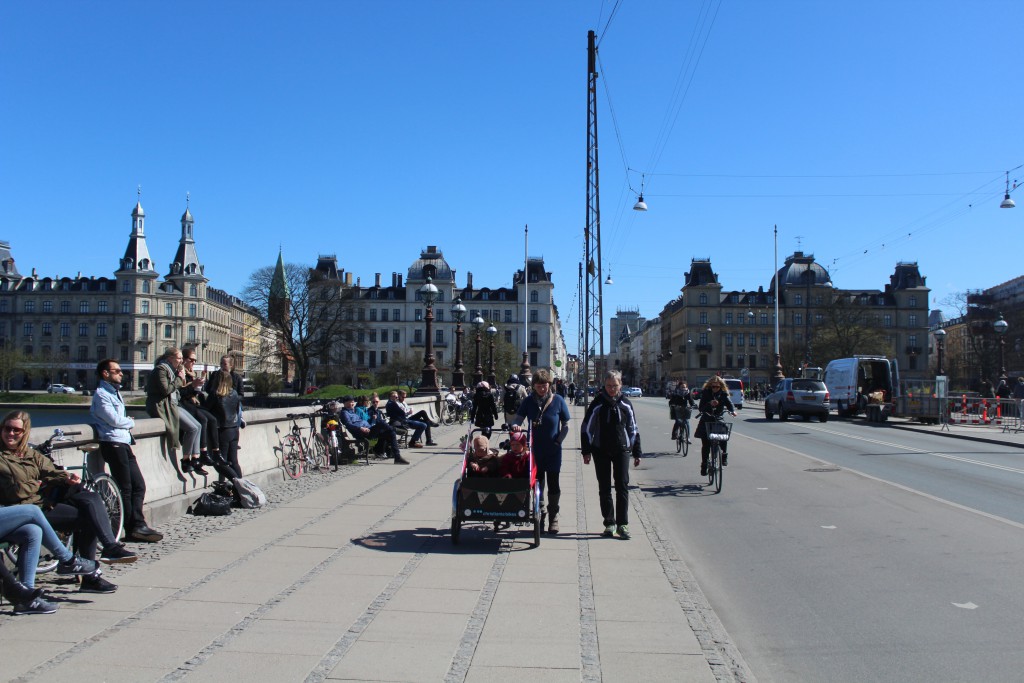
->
[[269, 248, 290, 325]]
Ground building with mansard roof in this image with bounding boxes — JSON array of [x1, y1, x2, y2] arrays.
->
[[0, 199, 275, 391], [620, 252, 931, 394], [307, 246, 567, 386]]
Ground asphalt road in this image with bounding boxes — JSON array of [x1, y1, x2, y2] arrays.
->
[[628, 397, 1024, 683]]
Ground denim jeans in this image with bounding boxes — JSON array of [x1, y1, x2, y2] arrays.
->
[[0, 505, 74, 587]]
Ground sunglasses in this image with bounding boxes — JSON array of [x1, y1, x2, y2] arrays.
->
[[3, 425, 25, 435]]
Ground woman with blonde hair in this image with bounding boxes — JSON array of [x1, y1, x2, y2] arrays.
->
[[695, 375, 735, 476]]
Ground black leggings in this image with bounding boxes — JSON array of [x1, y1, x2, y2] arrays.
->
[[43, 488, 116, 560], [700, 438, 727, 461], [217, 427, 241, 479]]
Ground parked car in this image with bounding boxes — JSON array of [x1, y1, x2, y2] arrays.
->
[[623, 386, 643, 398], [764, 378, 830, 422], [46, 383, 76, 394], [724, 378, 744, 410]]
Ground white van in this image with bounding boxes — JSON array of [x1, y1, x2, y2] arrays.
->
[[724, 378, 744, 410], [823, 356, 899, 420]]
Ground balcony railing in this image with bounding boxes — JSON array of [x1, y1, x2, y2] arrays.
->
[[696, 344, 713, 352]]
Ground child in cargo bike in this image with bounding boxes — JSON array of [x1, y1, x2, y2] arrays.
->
[[498, 430, 531, 479], [466, 435, 500, 477]]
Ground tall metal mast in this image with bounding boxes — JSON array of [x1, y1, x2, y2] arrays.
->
[[584, 29, 604, 387]]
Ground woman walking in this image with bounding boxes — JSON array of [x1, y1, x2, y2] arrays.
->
[[580, 370, 642, 539]]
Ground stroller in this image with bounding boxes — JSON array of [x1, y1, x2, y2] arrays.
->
[[450, 426, 542, 547]]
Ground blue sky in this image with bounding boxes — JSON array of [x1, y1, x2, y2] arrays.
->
[[3, 1, 1021, 355]]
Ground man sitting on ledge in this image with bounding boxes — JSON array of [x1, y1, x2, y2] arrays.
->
[[338, 396, 409, 465]]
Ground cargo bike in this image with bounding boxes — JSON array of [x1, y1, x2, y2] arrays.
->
[[450, 427, 543, 547]]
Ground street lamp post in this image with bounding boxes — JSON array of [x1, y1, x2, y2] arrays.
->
[[419, 277, 440, 395], [451, 298, 467, 391], [934, 328, 946, 376], [486, 322, 498, 386], [994, 314, 1009, 382], [472, 314, 484, 386]]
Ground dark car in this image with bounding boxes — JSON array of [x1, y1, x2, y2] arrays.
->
[[764, 378, 830, 422]]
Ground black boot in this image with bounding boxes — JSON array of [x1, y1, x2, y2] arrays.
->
[[0, 563, 43, 606], [700, 459, 708, 476], [180, 457, 194, 474]]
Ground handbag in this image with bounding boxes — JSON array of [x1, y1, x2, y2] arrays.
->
[[188, 490, 232, 516]]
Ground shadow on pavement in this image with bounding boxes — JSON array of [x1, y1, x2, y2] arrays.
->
[[640, 482, 713, 498], [353, 526, 501, 555]]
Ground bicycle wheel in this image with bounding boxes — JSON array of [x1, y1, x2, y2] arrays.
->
[[676, 431, 683, 453], [4, 538, 68, 575], [282, 434, 304, 479], [682, 422, 690, 457], [89, 474, 125, 543], [308, 433, 330, 473], [708, 443, 718, 487], [715, 447, 724, 494]]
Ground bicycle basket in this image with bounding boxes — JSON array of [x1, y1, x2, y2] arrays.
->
[[707, 422, 731, 441]]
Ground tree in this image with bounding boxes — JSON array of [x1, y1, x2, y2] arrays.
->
[[250, 371, 282, 397], [808, 294, 892, 367], [241, 262, 363, 395], [0, 346, 27, 392]]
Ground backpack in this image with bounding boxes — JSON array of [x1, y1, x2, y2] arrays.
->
[[232, 477, 267, 508], [504, 385, 521, 414]]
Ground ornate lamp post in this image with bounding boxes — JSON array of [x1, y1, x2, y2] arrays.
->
[[486, 322, 498, 386], [934, 328, 946, 376], [418, 277, 440, 395], [472, 314, 485, 386], [451, 298, 467, 390], [994, 314, 1009, 382]]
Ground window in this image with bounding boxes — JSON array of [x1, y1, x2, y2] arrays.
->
[[79, 301, 89, 313], [815, 314, 823, 324], [188, 325, 196, 342], [78, 345, 89, 362], [357, 351, 365, 365], [415, 309, 423, 322], [794, 313, 803, 325], [393, 329, 400, 342], [699, 332, 708, 346], [142, 280, 151, 293], [505, 310, 512, 323], [357, 308, 365, 321], [699, 355, 708, 369], [189, 284, 197, 297], [141, 323, 149, 339], [725, 354, 733, 368], [749, 355, 757, 368], [0, 301, 7, 314], [737, 355, 745, 368], [737, 334, 744, 347], [504, 330, 512, 344], [436, 309, 444, 322], [435, 329, 444, 344], [164, 324, 172, 339], [80, 324, 91, 337], [414, 329, 423, 343], [725, 312, 733, 325], [141, 301, 149, 314], [381, 308, 388, 321], [883, 314, 892, 328], [909, 295, 918, 307], [381, 350, 388, 366], [120, 346, 129, 362], [42, 300, 53, 313], [530, 330, 538, 346], [530, 290, 539, 303], [122, 280, 131, 293], [357, 331, 365, 343], [909, 334, 918, 347], [381, 329, 388, 343], [369, 351, 376, 368], [725, 333, 733, 346], [393, 309, 401, 321], [436, 350, 443, 364], [699, 293, 708, 305], [749, 333, 756, 346], [700, 311, 708, 325], [24, 301, 35, 313], [731, 293, 739, 304], [97, 323, 107, 337], [62, 301, 72, 314], [369, 309, 377, 321], [761, 334, 768, 347], [909, 314, 918, 326], [189, 303, 197, 317], [98, 301, 108, 313], [861, 295, 869, 305], [60, 322, 70, 337], [760, 313, 768, 325], [96, 345, 106, 358], [165, 303, 173, 316], [530, 310, 538, 323], [42, 323, 53, 336], [794, 293, 803, 305], [139, 346, 148, 361]]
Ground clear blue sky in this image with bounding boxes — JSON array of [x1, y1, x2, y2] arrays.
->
[[3, 1, 1021, 355]]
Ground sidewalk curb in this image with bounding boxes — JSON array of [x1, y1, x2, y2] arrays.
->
[[888, 422, 1024, 449]]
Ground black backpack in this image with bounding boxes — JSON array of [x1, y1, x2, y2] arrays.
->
[[504, 385, 521, 414]]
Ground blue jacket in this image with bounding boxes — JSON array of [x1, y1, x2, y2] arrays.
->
[[90, 380, 135, 444]]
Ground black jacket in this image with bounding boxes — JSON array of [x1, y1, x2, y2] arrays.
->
[[694, 387, 734, 439], [580, 390, 642, 458]]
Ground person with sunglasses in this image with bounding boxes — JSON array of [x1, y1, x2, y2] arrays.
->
[[1, 409, 136, 595], [695, 375, 736, 477]]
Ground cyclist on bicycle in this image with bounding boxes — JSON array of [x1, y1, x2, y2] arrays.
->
[[695, 376, 735, 476], [668, 382, 695, 443]]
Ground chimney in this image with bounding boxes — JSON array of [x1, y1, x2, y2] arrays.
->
[[397, 273, 403, 288], [375, 273, 381, 287], [467, 272, 473, 290], [345, 272, 353, 286]]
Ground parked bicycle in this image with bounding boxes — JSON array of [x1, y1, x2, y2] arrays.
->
[[4, 429, 124, 573], [281, 412, 330, 478]]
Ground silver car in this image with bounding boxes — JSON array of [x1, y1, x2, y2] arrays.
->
[[764, 378, 830, 422]]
